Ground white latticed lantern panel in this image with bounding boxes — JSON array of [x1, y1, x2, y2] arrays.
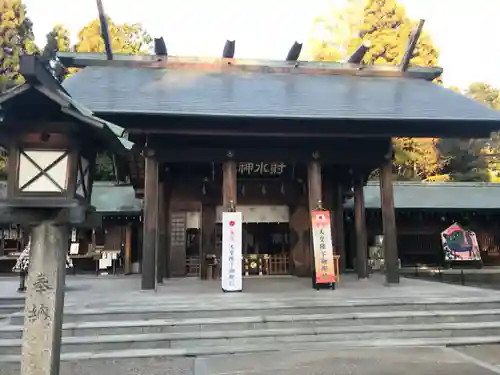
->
[[18, 150, 68, 192]]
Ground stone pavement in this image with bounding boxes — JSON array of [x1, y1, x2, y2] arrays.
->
[[2, 346, 500, 374], [3, 273, 500, 308]]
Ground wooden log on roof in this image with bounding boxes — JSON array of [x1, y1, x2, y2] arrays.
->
[[222, 40, 236, 58], [400, 19, 425, 72], [154, 37, 168, 56], [96, 0, 113, 61], [347, 41, 371, 64], [286, 41, 303, 62]]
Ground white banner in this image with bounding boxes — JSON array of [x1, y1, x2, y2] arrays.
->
[[221, 212, 243, 292]]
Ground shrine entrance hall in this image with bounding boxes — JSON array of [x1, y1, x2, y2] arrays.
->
[[59, 53, 500, 290]]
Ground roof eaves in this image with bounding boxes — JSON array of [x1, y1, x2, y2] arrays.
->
[[0, 84, 32, 105], [60, 107, 134, 154], [33, 83, 133, 154]]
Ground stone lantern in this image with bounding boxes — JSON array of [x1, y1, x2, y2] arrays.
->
[[0, 55, 133, 375]]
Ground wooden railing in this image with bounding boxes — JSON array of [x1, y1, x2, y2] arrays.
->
[[186, 256, 201, 276], [188, 254, 340, 279], [267, 254, 290, 275], [243, 254, 290, 276]]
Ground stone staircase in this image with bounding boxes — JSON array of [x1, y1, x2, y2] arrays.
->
[[0, 297, 24, 322], [2, 294, 500, 362]]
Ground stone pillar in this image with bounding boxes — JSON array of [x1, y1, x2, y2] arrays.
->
[[142, 154, 159, 290], [307, 160, 322, 275], [354, 181, 368, 279], [20, 221, 68, 375], [380, 157, 399, 284], [333, 184, 346, 273]]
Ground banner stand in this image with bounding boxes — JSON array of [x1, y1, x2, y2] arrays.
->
[[221, 201, 243, 293], [311, 206, 336, 291]]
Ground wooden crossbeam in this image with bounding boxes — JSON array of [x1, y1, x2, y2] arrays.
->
[[56, 52, 442, 81]]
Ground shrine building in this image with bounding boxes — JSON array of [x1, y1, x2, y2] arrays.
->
[[57, 50, 500, 290]]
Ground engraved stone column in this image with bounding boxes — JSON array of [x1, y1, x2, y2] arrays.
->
[[21, 221, 68, 375]]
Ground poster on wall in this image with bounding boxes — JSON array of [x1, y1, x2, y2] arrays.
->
[[441, 223, 482, 262], [311, 210, 336, 286], [221, 211, 243, 292]]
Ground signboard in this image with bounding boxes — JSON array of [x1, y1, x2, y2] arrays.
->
[[221, 212, 243, 292], [311, 210, 336, 284], [441, 223, 481, 262], [237, 162, 286, 177]]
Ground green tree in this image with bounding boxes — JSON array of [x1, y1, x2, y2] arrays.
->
[[308, 0, 365, 61], [465, 82, 500, 110], [393, 138, 443, 180], [0, 0, 38, 92], [349, 0, 439, 66], [437, 139, 490, 182], [94, 153, 116, 181], [309, 0, 440, 67], [74, 18, 152, 54], [42, 24, 71, 82], [462, 83, 500, 178]]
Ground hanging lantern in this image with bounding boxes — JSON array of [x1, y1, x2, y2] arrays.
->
[[261, 184, 266, 196], [281, 182, 285, 195], [241, 184, 245, 196]]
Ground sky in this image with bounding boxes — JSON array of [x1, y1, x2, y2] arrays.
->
[[22, 0, 500, 89]]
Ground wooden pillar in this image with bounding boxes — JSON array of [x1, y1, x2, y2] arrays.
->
[[141, 154, 159, 290], [162, 181, 172, 279], [222, 160, 237, 208], [20, 222, 68, 375], [380, 157, 399, 284], [307, 160, 322, 274], [124, 224, 132, 275], [91, 228, 96, 253], [354, 181, 368, 279], [334, 184, 346, 273], [201, 204, 216, 279], [156, 181, 165, 284]]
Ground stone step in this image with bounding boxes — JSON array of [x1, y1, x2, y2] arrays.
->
[[3, 308, 500, 339], [1, 334, 500, 363], [0, 298, 24, 307], [0, 304, 24, 315], [9, 299, 500, 325], [2, 321, 500, 355]]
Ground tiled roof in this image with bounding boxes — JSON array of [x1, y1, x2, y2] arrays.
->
[[344, 182, 500, 210], [1, 180, 500, 212], [0, 181, 142, 213], [62, 67, 500, 124]]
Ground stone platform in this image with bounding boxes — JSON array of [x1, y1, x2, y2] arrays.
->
[[3, 275, 500, 373], [2, 272, 500, 306]]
